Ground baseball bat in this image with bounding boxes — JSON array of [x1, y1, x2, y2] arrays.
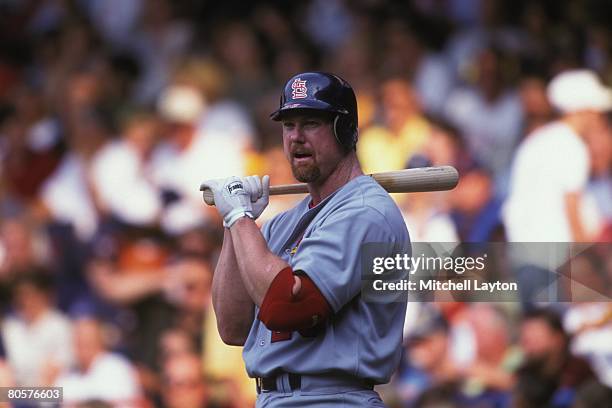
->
[[200, 166, 459, 206]]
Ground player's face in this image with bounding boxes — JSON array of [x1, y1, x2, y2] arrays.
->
[[281, 111, 344, 184]]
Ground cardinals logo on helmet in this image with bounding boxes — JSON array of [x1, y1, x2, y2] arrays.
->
[[291, 78, 307, 99]]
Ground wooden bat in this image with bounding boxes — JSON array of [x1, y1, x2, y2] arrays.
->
[[200, 166, 459, 206]]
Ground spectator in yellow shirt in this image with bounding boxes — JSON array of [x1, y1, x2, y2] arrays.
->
[[358, 78, 430, 174]]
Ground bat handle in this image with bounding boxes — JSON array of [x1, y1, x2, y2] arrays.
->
[[200, 184, 308, 206], [201, 188, 215, 206]]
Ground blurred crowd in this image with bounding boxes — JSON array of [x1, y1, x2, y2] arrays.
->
[[0, 0, 611, 407]]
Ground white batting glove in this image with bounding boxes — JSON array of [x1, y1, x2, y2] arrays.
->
[[200, 177, 253, 228], [242, 175, 270, 220]]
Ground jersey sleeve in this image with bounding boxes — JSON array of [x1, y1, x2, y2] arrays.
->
[[290, 207, 397, 313]]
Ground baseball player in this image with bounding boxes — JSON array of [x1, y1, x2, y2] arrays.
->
[[202, 72, 410, 407]]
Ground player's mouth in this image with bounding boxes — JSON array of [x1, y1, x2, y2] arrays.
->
[[292, 151, 314, 165]]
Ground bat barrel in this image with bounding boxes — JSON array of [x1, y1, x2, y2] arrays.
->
[[372, 166, 459, 192]]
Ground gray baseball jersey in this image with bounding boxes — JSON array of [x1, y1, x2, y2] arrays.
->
[[243, 175, 410, 384]]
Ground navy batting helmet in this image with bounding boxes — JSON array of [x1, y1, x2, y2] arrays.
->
[[270, 72, 358, 151]]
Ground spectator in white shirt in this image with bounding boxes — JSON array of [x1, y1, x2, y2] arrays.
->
[[56, 317, 141, 406], [90, 111, 162, 227], [504, 69, 609, 243], [1, 269, 73, 386], [503, 69, 610, 307], [151, 84, 246, 235]]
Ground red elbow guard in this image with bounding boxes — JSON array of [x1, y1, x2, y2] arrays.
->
[[258, 267, 331, 332]]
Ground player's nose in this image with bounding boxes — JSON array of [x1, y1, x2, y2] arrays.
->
[[287, 125, 306, 143]]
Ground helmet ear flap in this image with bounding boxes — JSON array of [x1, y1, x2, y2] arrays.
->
[[333, 114, 358, 151]]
